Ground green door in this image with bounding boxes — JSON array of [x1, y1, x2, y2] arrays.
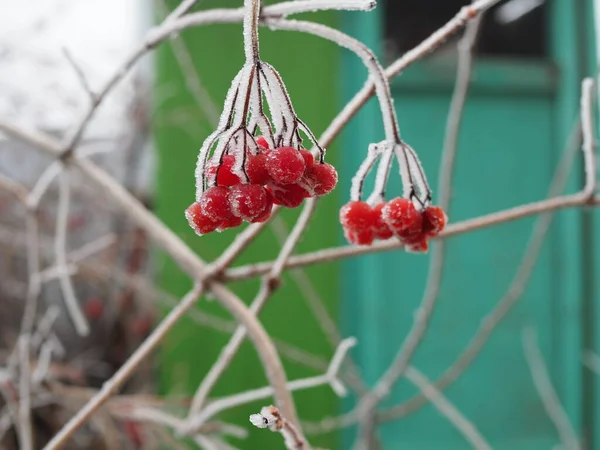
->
[[340, 0, 597, 448]]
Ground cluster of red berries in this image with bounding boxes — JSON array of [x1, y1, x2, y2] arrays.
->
[[186, 137, 338, 235], [339, 198, 447, 253]]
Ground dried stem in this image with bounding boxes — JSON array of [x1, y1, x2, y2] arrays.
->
[[54, 170, 90, 336], [243, 0, 261, 62], [17, 336, 33, 450], [522, 328, 580, 450]]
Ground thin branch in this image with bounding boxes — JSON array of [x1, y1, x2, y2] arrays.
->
[[250, 406, 307, 450], [62, 48, 97, 102], [522, 328, 580, 450], [580, 78, 597, 197], [54, 170, 90, 336], [18, 336, 33, 450], [186, 338, 356, 429], [405, 367, 491, 450], [165, 0, 202, 23]]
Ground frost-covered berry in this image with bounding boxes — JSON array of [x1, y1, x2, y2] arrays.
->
[[422, 206, 447, 236], [267, 147, 306, 185], [298, 149, 314, 170], [206, 154, 240, 187], [185, 202, 219, 235], [382, 198, 422, 237], [200, 186, 232, 222], [340, 201, 375, 232], [217, 215, 243, 231], [230, 184, 269, 221], [256, 136, 270, 149], [372, 203, 393, 240], [251, 190, 274, 223], [405, 237, 429, 254], [344, 228, 374, 246], [269, 183, 307, 208], [307, 163, 338, 196], [246, 152, 271, 185]]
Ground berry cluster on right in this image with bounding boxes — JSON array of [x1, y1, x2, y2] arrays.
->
[[340, 198, 447, 253]]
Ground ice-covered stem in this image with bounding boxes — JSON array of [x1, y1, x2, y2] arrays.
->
[[350, 143, 381, 201], [186, 338, 356, 430], [244, 0, 261, 62], [580, 78, 597, 198], [249, 406, 309, 450], [268, 19, 400, 144]]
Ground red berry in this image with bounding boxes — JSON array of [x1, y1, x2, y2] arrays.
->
[[405, 237, 429, 254], [298, 149, 314, 170], [246, 152, 271, 185], [124, 420, 144, 447], [372, 203, 393, 240], [422, 206, 447, 236], [344, 228, 374, 246], [206, 155, 240, 187], [229, 184, 268, 221], [200, 186, 232, 222], [267, 147, 306, 185], [256, 136, 270, 149], [217, 215, 243, 231], [339, 201, 375, 232], [84, 298, 104, 320], [382, 198, 422, 237], [306, 163, 338, 196], [185, 202, 219, 235], [251, 190, 274, 223], [269, 184, 307, 208]]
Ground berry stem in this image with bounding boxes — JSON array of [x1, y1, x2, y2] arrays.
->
[[268, 19, 401, 144], [244, 0, 261, 62], [367, 144, 394, 204], [350, 143, 381, 201]]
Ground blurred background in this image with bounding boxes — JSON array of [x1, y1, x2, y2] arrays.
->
[[0, 0, 599, 449]]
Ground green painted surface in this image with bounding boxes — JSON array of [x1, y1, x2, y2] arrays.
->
[[154, 1, 342, 448], [340, 2, 594, 449]]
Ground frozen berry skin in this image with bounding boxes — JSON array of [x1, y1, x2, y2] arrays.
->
[[298, 149, 314, 170], [422, 206, 447, 236], [217, 215, 243, 231], [251, 190, 274, 223], [307, 163, 338, 196], [229, 184, 268, 221], [256, 136, 270, 149], [405, 237, 429, 254], [344, 228, 374, 246], [206, 154, 240, 187], [200, 186, 232, 222], [340, 201, 375, 232], [267, 146, 306, 185], [269, 184, 307, 208], [185, 202, 219, 235], [382, 198, 422, 237], [372, 203, 393, 240], [246, 152, 271, 185]]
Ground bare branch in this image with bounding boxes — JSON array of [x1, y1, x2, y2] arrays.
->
[[405, 367, 491, 450], [522, 328, 580, 450], [580, 78, 597, 197]]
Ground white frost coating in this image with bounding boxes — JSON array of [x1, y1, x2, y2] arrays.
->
[[350, 143, 381, 201], [367, 141, 395, 205], [249, 66, 273, 145], [403, 143, 432, 205], [268, 19, 401, 143], [394, 143, 414, 200], [260, 63, 298, 145], [267, 0, 376, 17]]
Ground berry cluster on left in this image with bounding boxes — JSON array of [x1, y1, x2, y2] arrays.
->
[[186, 136, 338, 236]]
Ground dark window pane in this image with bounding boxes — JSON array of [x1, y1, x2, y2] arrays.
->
[[383, 0, 547, 60]]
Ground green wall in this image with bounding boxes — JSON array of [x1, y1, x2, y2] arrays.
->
[[154, 1, 342, 448]]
